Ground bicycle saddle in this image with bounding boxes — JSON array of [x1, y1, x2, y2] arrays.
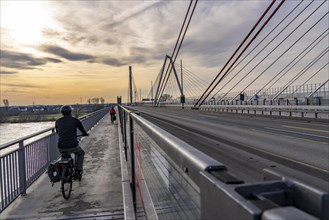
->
[[59, 157, 73, 164]]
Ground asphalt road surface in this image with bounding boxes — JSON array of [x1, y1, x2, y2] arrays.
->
[[131, 106, 329, 191]]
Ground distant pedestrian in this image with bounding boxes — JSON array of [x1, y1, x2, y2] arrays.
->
[[109, 106, 116, 123]]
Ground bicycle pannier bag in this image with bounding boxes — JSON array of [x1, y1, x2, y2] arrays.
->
[[47, 161, 61, 183]]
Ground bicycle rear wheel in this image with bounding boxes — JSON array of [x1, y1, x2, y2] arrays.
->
[[61, 167, 72, 200]]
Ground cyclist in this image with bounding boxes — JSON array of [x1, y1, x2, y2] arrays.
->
[[109, 106, 116, 123], [55, 105, 89, 179]]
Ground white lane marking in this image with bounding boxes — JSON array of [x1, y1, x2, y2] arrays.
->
[[264, 127, 329, 139], [282, 125, 329, 133]]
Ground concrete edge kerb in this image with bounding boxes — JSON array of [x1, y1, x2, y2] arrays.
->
[[117, 118, 136, 220]]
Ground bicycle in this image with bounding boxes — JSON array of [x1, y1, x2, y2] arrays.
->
[[47, 135, 87, 199], [58, 154, 77, 200], [110, 114, 116, 123]]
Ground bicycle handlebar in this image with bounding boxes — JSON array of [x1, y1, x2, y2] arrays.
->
[[77, 133, 89, 137]]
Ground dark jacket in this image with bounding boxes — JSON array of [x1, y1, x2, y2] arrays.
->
[[55, 116, 88, 149]]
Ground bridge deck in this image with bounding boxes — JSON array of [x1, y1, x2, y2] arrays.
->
[[1, 114, 124, 219]]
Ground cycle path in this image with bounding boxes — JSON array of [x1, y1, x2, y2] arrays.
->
[[1, 114, 124, 219]]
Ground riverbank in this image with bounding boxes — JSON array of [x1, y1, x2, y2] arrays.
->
[[0, 104, 107, 123], [0, 112, 91, 123], [0, 114, 62, 123]]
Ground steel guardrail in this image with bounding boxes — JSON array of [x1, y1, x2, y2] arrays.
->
[[119, 105, 226, 187], [119, 104, 328, 220]]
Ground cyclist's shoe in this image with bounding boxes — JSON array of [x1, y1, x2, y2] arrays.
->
[[73, 170, 82, 181]]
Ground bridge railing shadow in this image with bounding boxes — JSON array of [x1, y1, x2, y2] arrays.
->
[[0, 107, 109, 213], [118, 105, 328, 220]]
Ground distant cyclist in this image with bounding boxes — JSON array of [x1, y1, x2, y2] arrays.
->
[[55, 105, 89, 179], [109, 106, 116, 123]]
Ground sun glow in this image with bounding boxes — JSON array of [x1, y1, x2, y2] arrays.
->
[[1, 1, 55, 46]]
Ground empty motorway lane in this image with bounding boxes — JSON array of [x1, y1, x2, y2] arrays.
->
[[131, 106, 329, 191]]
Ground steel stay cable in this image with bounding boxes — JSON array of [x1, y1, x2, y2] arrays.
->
[[157, 0, 199, 106], [180, 69, 203, 89], [132, 76, 138, 102], [148, 68, 163, 98], [182, 70, 207, 96], [154, 56, 170, 101], [155, 1, 194, 104], [280, 47, 329, 90], [157, 2, 199, 104], [166, 73, 177, 101], [185, 74, 207, 95], [249, 29, 328, 101], [308, 80, 329, 98], [206, 0, 287, 104], [180, 65, 210, 87], [220, 7, 328, 102], [178, 65, 209, 91], [254, 47, 328, 101], [195, 0, 284, 108], [217, 0, 305, 82], [291, 62, 329, 95], [272, 47, 329, 101], [194, 0, 277, 107], [213, 0, 312, 99]]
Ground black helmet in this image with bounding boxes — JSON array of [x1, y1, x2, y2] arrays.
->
[[60, 105, 73, 116]]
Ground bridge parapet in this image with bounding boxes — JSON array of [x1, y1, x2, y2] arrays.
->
[[201, 169, 328, 220], [118, 105, 328, 220], [158, 104, 329, 120]]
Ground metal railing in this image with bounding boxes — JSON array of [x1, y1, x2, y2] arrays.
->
[[152, 104, 329, 120], [118, 105, 328, 220], [190, 105, 329, 120], [0, 107, 109, 212]]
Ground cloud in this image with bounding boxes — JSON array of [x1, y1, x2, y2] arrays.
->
[[1, 50, 63, 70], [46, 1, 172, 65], [39, 45, 95, 61], [45, 57, 62, 63], [100, 58, 126, 67], [39, 44, 155, 67], [0, 70, 17, 74], [1, 83, 44, 88]]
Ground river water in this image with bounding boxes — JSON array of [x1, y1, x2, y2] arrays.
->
[[0, 121, 54, 146]]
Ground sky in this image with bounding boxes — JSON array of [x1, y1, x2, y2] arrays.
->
[[1, 0, 328, 106]]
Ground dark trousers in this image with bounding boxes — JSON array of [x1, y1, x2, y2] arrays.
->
[[59, 146, 85, 171]]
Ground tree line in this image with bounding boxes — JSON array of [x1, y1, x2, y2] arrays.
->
[[87, 97, 105, 105]]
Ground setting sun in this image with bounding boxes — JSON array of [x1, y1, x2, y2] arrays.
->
[[1, 1, 55, 46]]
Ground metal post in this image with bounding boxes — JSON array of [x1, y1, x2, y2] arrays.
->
[[151, 80, 154, 106], [181, 60, 183, 92], [0, 158, 4, 210], [117, 96, 122, 105], [129, 66, 133, 105], [18, 141, 27, 196], [129, 115, 136, 210], [123, 111, 128, 161]]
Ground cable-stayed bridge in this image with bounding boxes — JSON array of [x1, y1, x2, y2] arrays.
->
[[1, 1, 328, 219], [127, 0, 328, 110]]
